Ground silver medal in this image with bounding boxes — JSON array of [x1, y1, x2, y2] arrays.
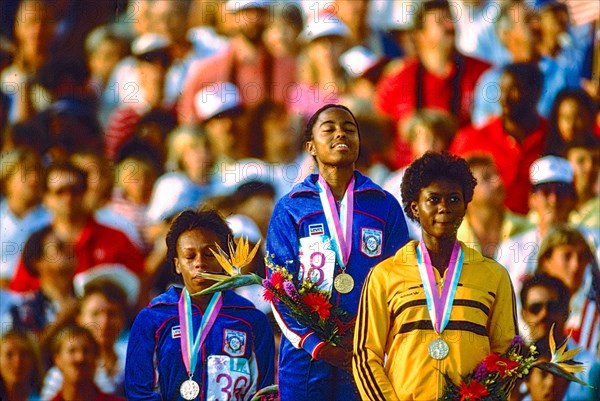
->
[[428, 338, 449, 360], [180, 379, 200, 400]]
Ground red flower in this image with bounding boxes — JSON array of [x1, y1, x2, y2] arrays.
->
[[270, 271, 285, 290], [482, 353, 519, 377], [263, 289, 275, 302], [302, 293, 332, 320], [459, 379, 489, 401]]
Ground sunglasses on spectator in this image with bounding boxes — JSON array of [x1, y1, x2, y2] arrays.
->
[[525, 299, 562, 315]]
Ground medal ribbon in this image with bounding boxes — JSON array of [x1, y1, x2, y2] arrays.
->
[[416, 241, 463, 334], [178, 288, 223, 377], [316, 174, 354, 268]]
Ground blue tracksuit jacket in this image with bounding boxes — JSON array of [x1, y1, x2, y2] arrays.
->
[[125, 286, 275, 401], [266, 172, 409, 401]]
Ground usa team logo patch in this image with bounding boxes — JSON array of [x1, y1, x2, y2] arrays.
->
[[361, 228, 382, 257], [223, 329, 246, 357], [309, 224, 325, 236], [171, 325, 181, 338]]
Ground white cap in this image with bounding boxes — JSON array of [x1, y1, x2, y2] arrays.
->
[[146, 173, 203, 224], [382, 0, 416, 31], [339, 46, 385, 78], [530, 155, 574, 186], [194, 82, 242, 121], [73, 264, 140, 306], [226, 0, 270, 11], [226, 214, 262, 244], [131, 33, 170, 56], [300, 11, 349, 42]]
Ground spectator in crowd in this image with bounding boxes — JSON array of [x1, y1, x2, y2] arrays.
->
[[41, 279, 129, 400], [335, 0, 386, 55], [84, 25, 130, 93], [544, 88, 598, 157], [0, 330, 43, 401], [125, 208, 275, 400], [565, 137, 600, 229], [471, 0, 574, 127], [384, 109, 457, 239], [9, 162, 145, 293], [293, 9, 349, 121], [519, 274, 597, 400], [536, 224, 600, 353], [537, 0, 585, 86], [457, 153, 533, 258], [0, 147, 51, 287], [451, 62, 546, 215], [262, 1, 303, 59], [109, 151, 160, 253], [69, 150, 144, 250], [266, 104, 409, 401], [48, 325, 125, 401], [339, 46, 388, 117], [376, 0, 490, 168], [246, 100, 305, 198], [104, 33, 174, 161], [193, 82, 247, 168], [4, 226, 78, 342], [1, 0, 56, 124], [353, 151, 516, 400], [495, 155, 599, 297], [178, 0, 296, 124]]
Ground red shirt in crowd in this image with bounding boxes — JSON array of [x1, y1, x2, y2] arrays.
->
[[450, 116, 548, 215], [9, 218, 145, 293], [376, 54, 491, 168]]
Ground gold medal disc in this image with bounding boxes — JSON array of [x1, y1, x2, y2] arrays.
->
[[334, 273, 355, 294]]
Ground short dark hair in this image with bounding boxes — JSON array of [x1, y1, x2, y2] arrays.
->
[[50, 325, 98, 359], [413, 0, 451, 31], [401, 151, 476, 222], [22, 225, 55, 276], [165, 208, 233, 271], [519, 273, 571, 314], [43, 162, 87, 193], [303, 103, 359, 144]]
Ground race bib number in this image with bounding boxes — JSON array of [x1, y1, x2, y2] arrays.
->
[[299, 235, 336, 292], [207, 355, 252, 401]]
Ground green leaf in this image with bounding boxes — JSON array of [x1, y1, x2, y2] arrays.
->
[[192, 273, 263, 296], [250, 385, 279, 401], [533, 361, 591, 387]]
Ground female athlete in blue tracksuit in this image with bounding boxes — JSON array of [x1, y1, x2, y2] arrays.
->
[[125, 209, 275, 401], [266, 104, 409, 401]]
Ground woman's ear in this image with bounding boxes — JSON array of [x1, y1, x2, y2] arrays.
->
[[174, 258, 181, 275], [410, 201, 419, 220], [306, 141, 315, 156]]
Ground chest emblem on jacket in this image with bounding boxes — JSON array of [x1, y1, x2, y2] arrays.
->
[[361, 228, 382, 257], [223, 329, 246, 357], [308, 224, 325, 236]]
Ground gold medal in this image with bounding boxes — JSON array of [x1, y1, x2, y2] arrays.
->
[[180, 378, 200, 400], [334, 272, 354, 294], [428, 338, 449, 360]]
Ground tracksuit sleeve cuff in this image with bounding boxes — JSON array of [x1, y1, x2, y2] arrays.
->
[[299, 332, 326, 358]]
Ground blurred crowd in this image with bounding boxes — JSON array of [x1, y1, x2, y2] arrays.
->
[[0, 0, 599, 400]]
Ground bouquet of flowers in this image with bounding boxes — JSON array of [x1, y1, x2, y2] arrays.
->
[[439, 326, 589, 401], [193, 237, 352, 347]]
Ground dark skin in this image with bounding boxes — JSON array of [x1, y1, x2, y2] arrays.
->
[[305, 107, 360, 371], [410, 179, 467, 275]]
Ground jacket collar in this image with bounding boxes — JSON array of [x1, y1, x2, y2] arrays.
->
[[393, 240, 486, 267], [289, 171, 386, 198]]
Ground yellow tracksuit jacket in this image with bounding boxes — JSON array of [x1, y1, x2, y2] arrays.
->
[[353, 240, 518, 401]]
